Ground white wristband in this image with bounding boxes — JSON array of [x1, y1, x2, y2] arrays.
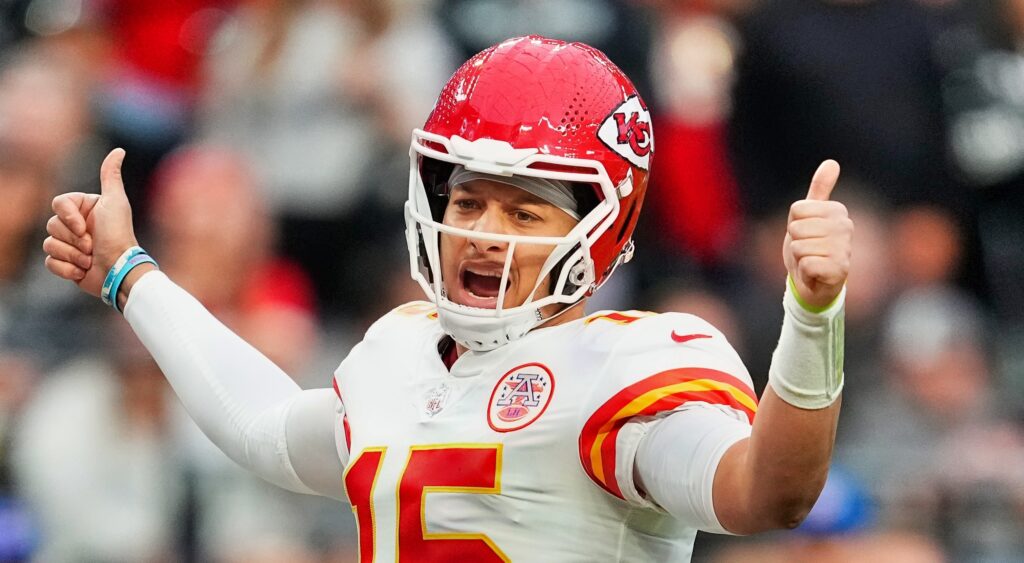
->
[[767, 277, 845, 409]]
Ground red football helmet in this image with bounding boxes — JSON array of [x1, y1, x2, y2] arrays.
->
[[405, 36, 653, 350]]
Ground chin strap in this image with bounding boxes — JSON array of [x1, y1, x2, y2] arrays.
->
[[588, 240, 634, 295]]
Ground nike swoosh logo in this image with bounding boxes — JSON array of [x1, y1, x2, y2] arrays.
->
[[671, 332, 712, 344]]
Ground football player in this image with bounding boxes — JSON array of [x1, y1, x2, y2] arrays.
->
[[43, 36, 852, 561]]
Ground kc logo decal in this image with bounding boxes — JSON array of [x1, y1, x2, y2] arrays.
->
[[598, 95, 654, 171], [487, 362, 555, 432]]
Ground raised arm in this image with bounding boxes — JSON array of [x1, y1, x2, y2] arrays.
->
[[713, 160, 851, 533], [43, 149, 346, 500]]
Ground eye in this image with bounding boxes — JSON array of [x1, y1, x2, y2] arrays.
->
[[513, 210, 540, 223], [453, 198, 479, 210]]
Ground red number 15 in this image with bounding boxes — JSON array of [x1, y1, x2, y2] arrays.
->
[[344, 444, 508, 562]]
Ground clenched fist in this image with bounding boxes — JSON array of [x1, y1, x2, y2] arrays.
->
[[43, 148, 141, 297], [783, 160, 853, 310]]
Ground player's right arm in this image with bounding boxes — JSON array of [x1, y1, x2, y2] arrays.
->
[[43, 149, 347, 500]]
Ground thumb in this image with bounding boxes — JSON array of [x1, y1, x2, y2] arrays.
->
[[806, 159, 840, 201], [100, 148, 128, 200]]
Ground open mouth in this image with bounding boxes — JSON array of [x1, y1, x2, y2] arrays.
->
[[463, 269, 502, 299], [450, 264, 513, 309]]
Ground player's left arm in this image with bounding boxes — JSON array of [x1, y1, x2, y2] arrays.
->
[[712, 160, 851, 534]]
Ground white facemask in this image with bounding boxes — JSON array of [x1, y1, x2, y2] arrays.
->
[[405, 129, 623, 351]]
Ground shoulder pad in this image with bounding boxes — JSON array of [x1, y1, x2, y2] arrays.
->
[[582, 310, 723, 354], [364, 300, 439, 339]]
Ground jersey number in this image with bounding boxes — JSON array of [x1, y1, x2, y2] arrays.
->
[[344, 444, 508, 562]]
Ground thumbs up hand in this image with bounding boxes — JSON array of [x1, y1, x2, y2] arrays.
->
[[43, 149, 140, 297], [782, 160, 854, 310]]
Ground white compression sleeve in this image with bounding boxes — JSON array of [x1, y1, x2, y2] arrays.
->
[[634, 406, 751, 534], [123, 271, 346, 500]]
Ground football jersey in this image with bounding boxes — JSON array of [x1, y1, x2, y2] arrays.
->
[[332, 302, 758, 562]]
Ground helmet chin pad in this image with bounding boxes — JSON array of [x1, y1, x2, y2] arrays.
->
[[437, 301, 542, 352]]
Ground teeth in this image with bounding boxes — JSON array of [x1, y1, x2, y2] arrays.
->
[[464, 267, 505, 300], [466, 286, 499, 299]]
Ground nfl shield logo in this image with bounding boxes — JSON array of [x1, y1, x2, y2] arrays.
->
[[424, 382, 451, 417], [487, 363, 555, 432]]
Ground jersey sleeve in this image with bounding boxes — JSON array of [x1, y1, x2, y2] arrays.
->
[[284, 387, 349, 499], [577, 312, 757, 512]]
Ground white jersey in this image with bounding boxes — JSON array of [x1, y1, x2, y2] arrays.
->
[[332, 302, 757, 562]]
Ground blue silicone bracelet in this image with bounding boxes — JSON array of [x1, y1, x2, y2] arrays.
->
[[101, 246, 145, 307], [108, 253, 158, 313]]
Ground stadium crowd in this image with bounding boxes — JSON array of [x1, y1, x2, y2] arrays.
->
[[0, 0, 1023, 560]]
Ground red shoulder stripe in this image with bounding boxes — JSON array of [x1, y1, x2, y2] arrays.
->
[[579, 367, 757, 500], [584, 311, 654, 325], [333, 378, 351, 450]]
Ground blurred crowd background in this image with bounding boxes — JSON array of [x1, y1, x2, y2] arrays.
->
[[0, 0, 1022, 561]]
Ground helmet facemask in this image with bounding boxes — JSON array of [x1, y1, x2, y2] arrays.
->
[[405, 129, 622, 352]]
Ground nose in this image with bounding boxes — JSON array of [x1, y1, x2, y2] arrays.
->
[[467, 207, 509, 253]]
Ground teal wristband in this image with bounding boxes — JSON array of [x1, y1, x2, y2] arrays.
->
[[108, 253, 158, 313], [101, 246, 145, 307]]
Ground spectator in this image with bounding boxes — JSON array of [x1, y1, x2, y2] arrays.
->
[[198, 0, 374, 219], [198, 0, 455, 319], [0, 47, 111, 556], [711, 465, 946, 562], [839, 287, 1024, 560], [892, 205, 963, 290], [642, 7, 744, 269], [12, 314, 186, 561], [146, 144, 321, 379], [728, 0, 958, 215], [0, 145, 103, 367], [940, 0, 1024, 391], [0, 42, 100, 191], [95, 0, 234, 153], [145, 144, 353, 560], [437, 0, 652, 91]]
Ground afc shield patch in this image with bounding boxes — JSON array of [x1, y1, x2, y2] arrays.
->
[[597, 95, 654, 171], [487, 362, 555, 433]]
